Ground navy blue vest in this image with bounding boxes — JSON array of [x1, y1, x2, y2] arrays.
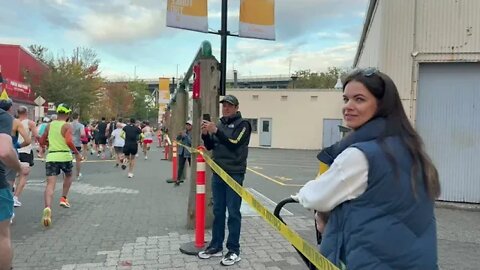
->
[[320, 137, 438, 269]]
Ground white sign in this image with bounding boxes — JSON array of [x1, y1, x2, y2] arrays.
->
[[34, 96, 46, 106]]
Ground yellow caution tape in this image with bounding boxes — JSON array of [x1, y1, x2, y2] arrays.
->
[[317, 162, 330, 177], [165, 134, 172, 145], [176, 141, 338, 270]]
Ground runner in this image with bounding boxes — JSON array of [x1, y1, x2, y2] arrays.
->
[[91, 121, 99, 155], [36, 116, 50, 158], [70, 113, 85, 180], [0, 90, 30, 269], [96, 117, 108, 159], [110, 123, 126, 169], [80, 122, 91, 160], [39, 104, 82, 227], [14, 106, 39, 207], [106, 117, 116, 159], [0, 90, 31, 223], [121, 118, 142, 178], [141, 121, 154, 160]]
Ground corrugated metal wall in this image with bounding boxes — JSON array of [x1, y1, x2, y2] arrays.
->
[[416, 63, 480, 203], [416, 0, 480, 53], [356, 0, 384, 69], [381, 0, 415, 117]]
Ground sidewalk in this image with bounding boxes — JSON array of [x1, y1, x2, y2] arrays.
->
[[11, 148, 313, 270]]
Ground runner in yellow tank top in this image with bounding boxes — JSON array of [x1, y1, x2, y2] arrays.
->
[[39, 104, 82, 227]]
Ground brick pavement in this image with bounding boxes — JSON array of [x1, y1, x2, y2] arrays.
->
[[10, 149, 315, 270]]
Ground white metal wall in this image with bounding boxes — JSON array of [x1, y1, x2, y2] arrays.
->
[[356, 0, 384, 69], [416, 0, 480, 54], [416, 63, 480, 203]]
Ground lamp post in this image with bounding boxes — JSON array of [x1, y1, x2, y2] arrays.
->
[[290, 74, 298, 89]]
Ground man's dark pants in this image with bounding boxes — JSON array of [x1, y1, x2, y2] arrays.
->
[[176, 155, 191, 181], [209, 172, 244, 255]]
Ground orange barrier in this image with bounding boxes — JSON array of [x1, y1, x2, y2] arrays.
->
[[195, 146, 206, 248]]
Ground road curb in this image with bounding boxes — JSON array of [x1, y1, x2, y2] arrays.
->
[[435, 201, 480, 212]]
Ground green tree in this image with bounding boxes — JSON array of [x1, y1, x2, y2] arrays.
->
[[291, 67, 346, 89], [29, 46, 103, 120], [128, 80, 157, 122]]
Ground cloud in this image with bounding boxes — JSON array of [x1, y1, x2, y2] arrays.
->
[[230, 42, 358, 76], [71, 4, 168, 45], [276, 0, 368, 40], [316, 32, 352, 40]]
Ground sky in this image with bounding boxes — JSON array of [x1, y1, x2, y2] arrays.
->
[[1, 0, 369, 81]]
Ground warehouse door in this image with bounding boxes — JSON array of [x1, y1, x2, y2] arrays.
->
[[259, 118, 272, 147], [417, 63, 480, 202]]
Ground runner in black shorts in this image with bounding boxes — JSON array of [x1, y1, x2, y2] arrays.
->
[[122, 118, 142, 178], [96, 117, 108, 159], [19, 151, 34, 167]]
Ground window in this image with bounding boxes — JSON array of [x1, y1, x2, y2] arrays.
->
[[252, 94, 259, 100], [310, 95, 318, 101], [245, 118, 258, 133], [281, 95, 288, 101]]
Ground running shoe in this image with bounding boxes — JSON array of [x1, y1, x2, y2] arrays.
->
[[77, 173, 83, 181], [59, 197, 71, 208], [42, 207, 52, 227], [144, 156, 148, 160], [121, 164, 127, 170], [220, 251, 241, 266], [128, 173, 134, 178], [10, 212, 15, 224], [13, 196, 22, 207], [198, 247, 223, 259]]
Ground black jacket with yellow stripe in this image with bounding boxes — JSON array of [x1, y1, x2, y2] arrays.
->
[[202, 112, 251, 174]]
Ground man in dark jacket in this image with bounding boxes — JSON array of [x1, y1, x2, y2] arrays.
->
[[175, 120, 192, 186], [198, 95, 251, 266]]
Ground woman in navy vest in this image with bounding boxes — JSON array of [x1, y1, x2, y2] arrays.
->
[[293, 68, 441, 269]]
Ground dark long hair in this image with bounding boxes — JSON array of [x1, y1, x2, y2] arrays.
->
[[343, 68, 441, 200]]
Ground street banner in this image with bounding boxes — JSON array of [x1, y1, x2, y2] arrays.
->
[[166, 0, 208, 33], [158, 78, 171, 104], [239, 0, 275, 40]]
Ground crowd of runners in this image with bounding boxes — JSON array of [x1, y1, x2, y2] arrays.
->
[[0, 96, 164, 228]]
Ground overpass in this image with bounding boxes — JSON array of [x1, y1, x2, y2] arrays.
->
[[141, 74, 293, 94]]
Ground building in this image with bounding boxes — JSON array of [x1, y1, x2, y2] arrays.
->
[[0, 44, 48, 119], [228, 88, 344, 150], [355, 0, 480, 202]]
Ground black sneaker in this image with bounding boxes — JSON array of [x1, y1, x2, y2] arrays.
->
[[198, 247, 223, 259], [220, 251, 241, 266]]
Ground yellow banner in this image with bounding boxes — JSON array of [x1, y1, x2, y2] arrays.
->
[[166, 0, 208, 33], [158, 77, 171, 104], [239, 0, 275, 40]]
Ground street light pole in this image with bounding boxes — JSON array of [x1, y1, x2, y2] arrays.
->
[[220, 0, 228, 96]]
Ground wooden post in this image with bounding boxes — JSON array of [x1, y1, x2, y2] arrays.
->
[[186, 57, 220, 229], [171, 88, 188, 153]]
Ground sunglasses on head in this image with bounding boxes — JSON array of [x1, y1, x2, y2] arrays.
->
[[361, 67, 379, 77]]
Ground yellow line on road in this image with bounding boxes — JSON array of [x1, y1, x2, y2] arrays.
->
[[247, 167, 303, 187]]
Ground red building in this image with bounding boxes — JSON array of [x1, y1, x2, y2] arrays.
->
[[0, 44, 48, 119]]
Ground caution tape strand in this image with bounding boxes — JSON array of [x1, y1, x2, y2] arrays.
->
[[175, 141, 339, 270]]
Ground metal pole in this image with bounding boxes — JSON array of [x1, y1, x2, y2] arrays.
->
[[220, 0, 228, 96]]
